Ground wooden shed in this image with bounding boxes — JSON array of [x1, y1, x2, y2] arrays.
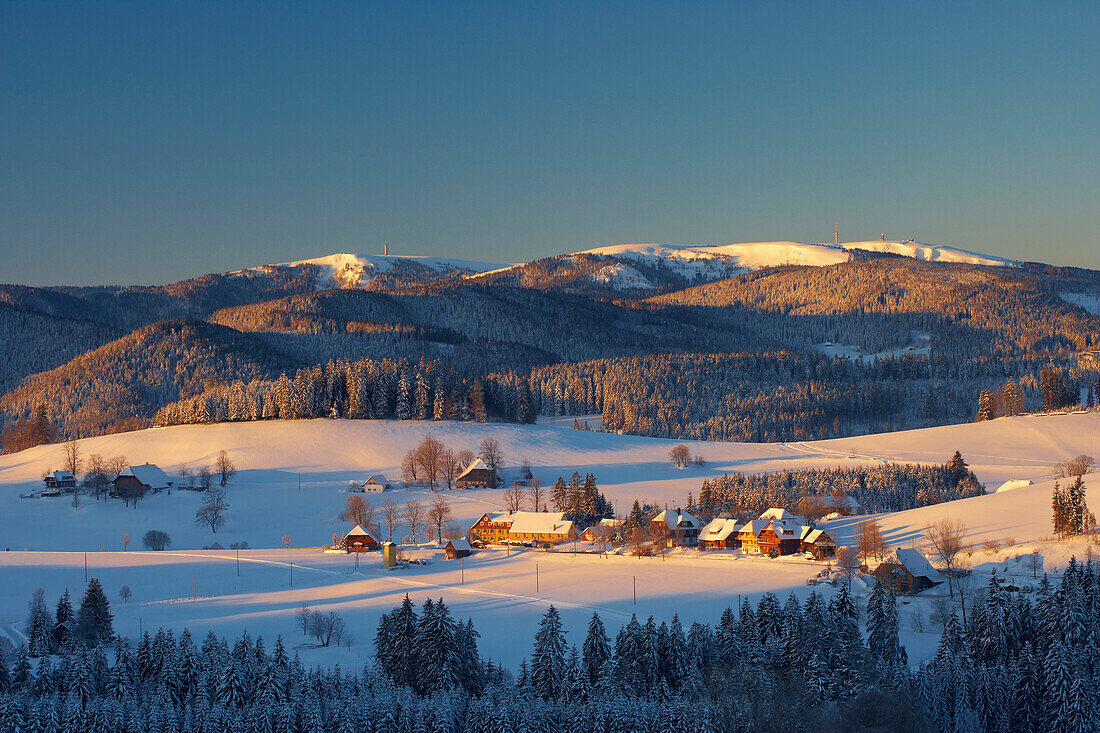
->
[[445, 539, 472, 559], [343, 524, 380, 552]]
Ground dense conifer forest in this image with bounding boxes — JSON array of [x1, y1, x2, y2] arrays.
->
[[3, 557, 1098, 733]]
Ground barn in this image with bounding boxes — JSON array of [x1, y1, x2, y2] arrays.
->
[[455, 458, 500, 488], [343, 524, 380, 552], [698, 518, 741, 549], [650, 508, 701, 547], [800, 527, 837, 559], [758, 520, 802, 556], [111, 464, 172, 501], [445, 539, 472, 559]]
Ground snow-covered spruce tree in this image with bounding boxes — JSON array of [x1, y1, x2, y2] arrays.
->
[[581, 612, 610, 687], [530, 605, 567, 701]]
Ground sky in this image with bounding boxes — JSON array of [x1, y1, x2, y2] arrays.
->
[[2, 1, 1097, 286]]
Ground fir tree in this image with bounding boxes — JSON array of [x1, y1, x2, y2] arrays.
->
[[530, 605, 567, 701], [581, 613, 611, 687], [76, 578, 114, 646]]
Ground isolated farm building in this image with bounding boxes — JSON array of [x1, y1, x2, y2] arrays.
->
[[506, 512, 577, 545], [874, 548, 945, 594], [468, 512, 513, 544], [581, 518, 624, 544], [800, 527, 837, 559], [736, 520, 770, 554], [699, 518, 741, 549], [358, 475, 391, 492], [343, 524, 380, 552], [759, 520, 802, 556], [800, 493, 860, 516], [112, 464, 172, 500], [650, 508, 701, 546], [445, 539, 472, 559], [43, 470, 77, 494], [455, 458, 501, 489]]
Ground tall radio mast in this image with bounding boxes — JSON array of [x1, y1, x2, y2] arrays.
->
[[835, 221, 839, 245]]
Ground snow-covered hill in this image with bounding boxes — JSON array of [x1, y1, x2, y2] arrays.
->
[[237, 252, 507, 289]]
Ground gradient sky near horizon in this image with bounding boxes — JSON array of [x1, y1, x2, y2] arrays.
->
[[2, 1, 1097, 286]]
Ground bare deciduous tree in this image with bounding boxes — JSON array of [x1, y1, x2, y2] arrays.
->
[[924, 518, 968, 601], [119, 586, 132, 603], [427, 493, 452, 543], [441, 448, 461, 490], [341, 495, 375, 530], [1056, 454, 1095, 478], [401, 450, 418, 486], [381, 497, 400, 542], [107, 455, 128, 480], [215, 450, 236, 487], [668, 444, 691, 469], [443, 521, 464, 541], [282, 534, 292, 548], [1027, 549, 1043, 578], [63, 439, 82, 479], [198, 465, 213, 491], [195, 489, 229, 533], [403, 499, 424, 543], [456, 449, 476, 471], [527, 477, 544, 512], [835, 545, 861, 588], [84, 453, 110, 501], [177, 463, 192, 488], [414, 434, 446, 489], [856, 516, 888, 562], [143, 530, 171, 551], [478, 438, 503, 470], [122, 532, 131, 552], [797, 495, 833, 525], [504, 483, 525, 513]]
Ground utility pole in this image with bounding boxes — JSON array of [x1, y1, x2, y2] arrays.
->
[[633, 575, 636, 605], [236, 547, 240, 576], [461, 557, 464, 585], [193, 576, 196, 601], [536, 563, 539, 592], [84, 552, 87, 582], [835, 221, 839, 245], [290, 562, 293, 588]]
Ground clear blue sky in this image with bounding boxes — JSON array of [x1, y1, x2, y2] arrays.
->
[[2, 1, 1097, 285]]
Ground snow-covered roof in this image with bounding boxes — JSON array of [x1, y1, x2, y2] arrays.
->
[[801, 528, 833, 544], [456, 458, 492, 480], [651, 508, 700, 530], [118, 464, 171, 489], [888, 548, 945, 584], [759, 508, 807, 524], [765, 519, 802, 538], [507, 511, 575, 536], [737, 520, 770, 536], [48, 470, 75, 481], [345, 524, 377, 539], [700, 518, 741, 541], [598, 518, 624, 528], [447, 539, 472, 551], [363, 474, 389, 485]]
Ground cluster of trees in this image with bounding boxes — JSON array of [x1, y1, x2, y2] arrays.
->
[[696, 454, 984, 517], [550, 472, 614, 526], [153, 357, 535, 428], [373, 596, 488, 696], [1052, 455, 1096, 541], [3, 558, 1099, 732], [340, 493, 458, 544], [530, 351, 1096, 444], [23, 580, 114, 657], [400, 435, 490, 490]]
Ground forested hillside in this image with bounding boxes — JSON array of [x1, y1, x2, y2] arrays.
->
[[2, 248, 1099, 449]]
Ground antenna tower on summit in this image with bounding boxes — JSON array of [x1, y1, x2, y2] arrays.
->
[[835, 221, 838, 245], [384, 243, 389, 256]]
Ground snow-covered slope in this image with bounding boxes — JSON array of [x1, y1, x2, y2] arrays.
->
[[842, 240, 1017, 267], [1061, 292, 1100, 315], [238, 252, 507, 289]]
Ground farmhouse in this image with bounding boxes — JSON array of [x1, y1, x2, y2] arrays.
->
[[759, 508, 808, 525], [111, 464, 172, 500], [800, 493, 861, 516], [43, 470, 77, 494], [800, 527, 837, 559], [698, 518, 741, 549], [343, 524, 380, 552], [445, 539, 472, 559], [506, 512, 577, 545], [581, 518, 624, 544], [736, 520, 770, 554], [455, 458, 500, 489], [468, 512, 513, 544], [873, 548, 945, 594], [759, 520, 802, 556], [650, 508, 701, 547], [358, 475, 391, 492]]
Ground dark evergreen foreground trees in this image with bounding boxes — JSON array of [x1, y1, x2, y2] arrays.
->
[[3, 560, 1099, 732]]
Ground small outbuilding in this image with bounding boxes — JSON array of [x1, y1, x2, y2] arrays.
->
[[112, 463, 173, 500], [800, 527, 837, 559], [445, 539, 472, 559], [358, 475, 392, 492], [343, 524, 380, 552]]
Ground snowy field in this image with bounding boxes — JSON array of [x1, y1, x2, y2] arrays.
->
[[0, 412, 1097, 669]]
